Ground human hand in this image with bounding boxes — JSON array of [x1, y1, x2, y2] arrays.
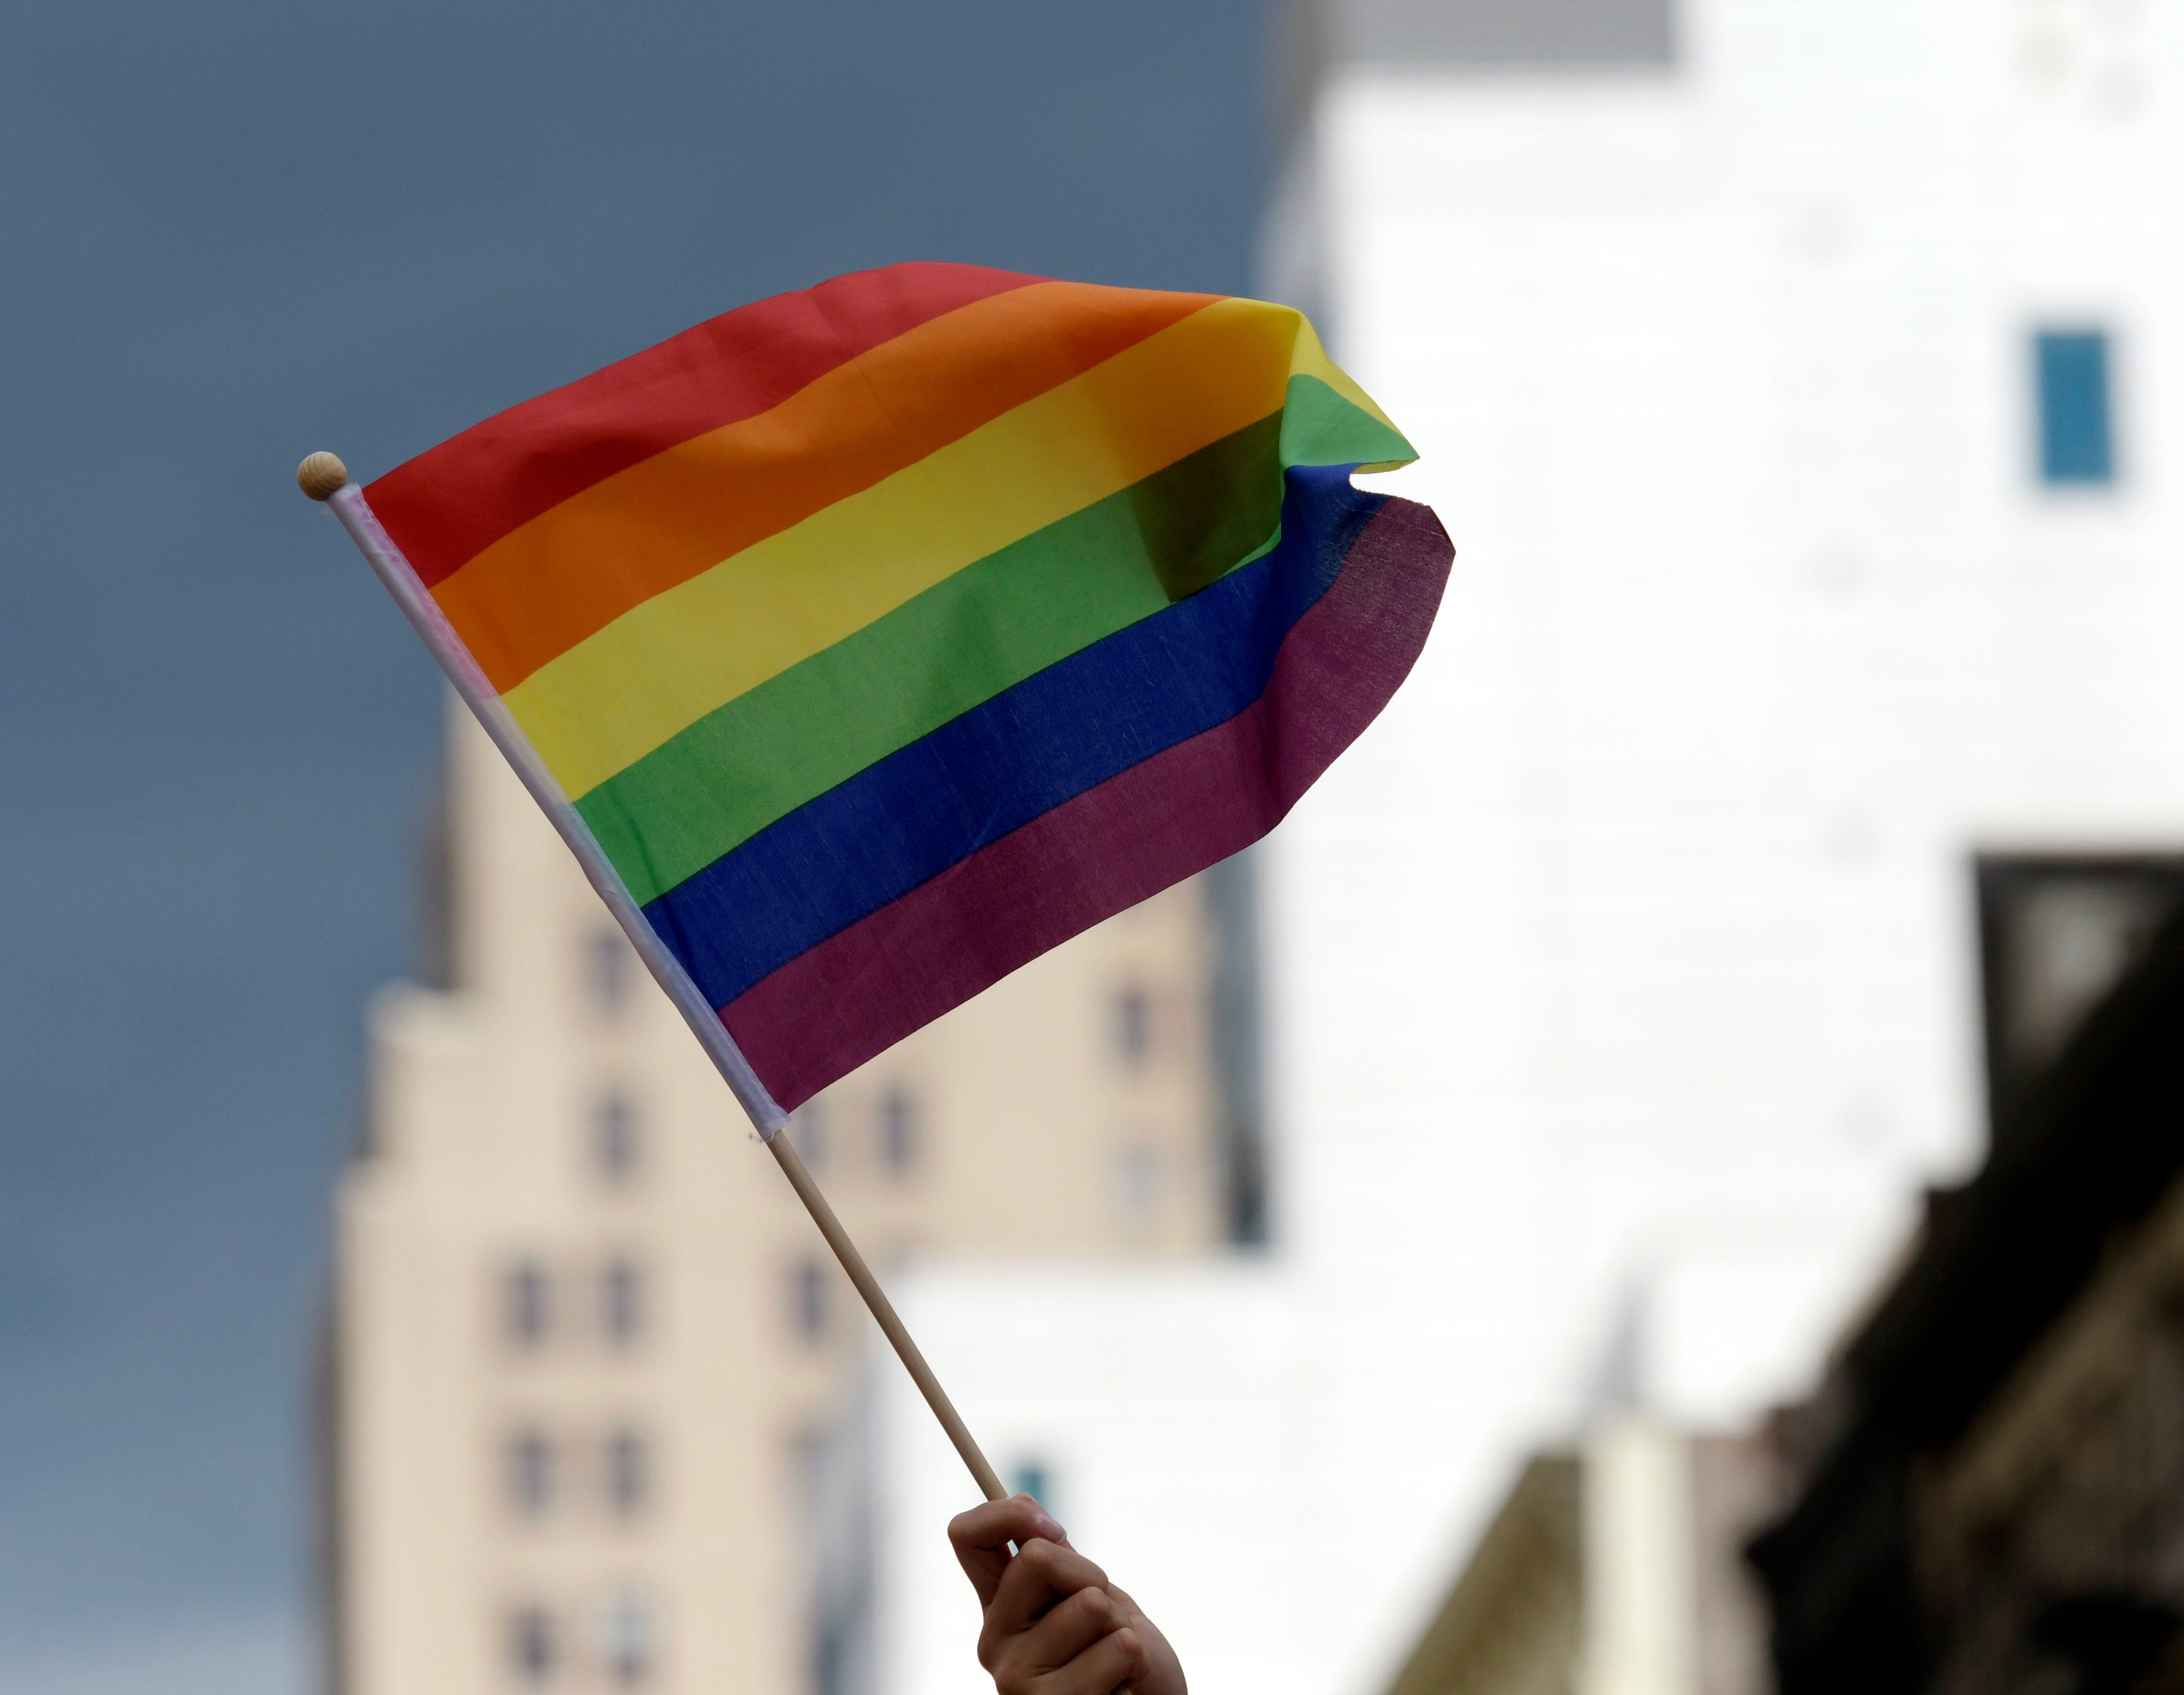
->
[[948, 1495, 1186, 1695]]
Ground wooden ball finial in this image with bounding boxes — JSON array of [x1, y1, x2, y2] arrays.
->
[[297, 451, 349, 501]]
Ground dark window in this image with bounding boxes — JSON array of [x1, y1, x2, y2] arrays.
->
[[2034, 328, 2116, 487], [509, 1604, 555, 1686], [601, 1258, 643, 1350], [506, 1428, 554, 1519], [587, 930, 633, 1015], [1114, 1143, 1158, 1216], [600, 1591, 654, 1686], [504, 1260, 550, 1350], [1113, 985, 1153, 1069], [791, 1257, 827, 1343], [1977, 855, 2184, 1147], [878, 1088, 918, 1178], [593, 1089, 640, 1184], [604, 1427, 648, 1519]]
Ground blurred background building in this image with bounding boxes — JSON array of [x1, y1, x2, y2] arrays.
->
[[1752, 870, 2184, 1695], [320, 706, 1255, 1695], [839, 0, 2184, 1691], [1377, 1418, 1777, 1695]]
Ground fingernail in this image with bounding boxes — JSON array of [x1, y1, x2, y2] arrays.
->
[[1033, 1512, 1065, 1542]]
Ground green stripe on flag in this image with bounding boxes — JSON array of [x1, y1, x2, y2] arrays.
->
[[581, 379, 1406, 907]]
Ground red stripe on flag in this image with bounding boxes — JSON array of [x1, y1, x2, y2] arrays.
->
[[367, 261, 1044, 586]]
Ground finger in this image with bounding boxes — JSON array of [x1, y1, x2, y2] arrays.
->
[[980, 1540, 1113, 1666], [1014, 1586, 1123, 1673], [1046, 1625, 1152, 1695], [986, 1539, 1111, 1640], [948, 1496, 1068, 1607]]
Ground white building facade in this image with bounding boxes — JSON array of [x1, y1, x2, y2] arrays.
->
[[856, 2, 2184, 1692]]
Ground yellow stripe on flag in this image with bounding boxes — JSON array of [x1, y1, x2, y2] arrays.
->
[[506, 297, 1317, 797]]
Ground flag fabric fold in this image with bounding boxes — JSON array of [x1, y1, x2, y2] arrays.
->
[[367, 261, 1453, 1109]]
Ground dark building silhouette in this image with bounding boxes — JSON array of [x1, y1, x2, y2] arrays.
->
[[1750, 856, 2184, 1695]]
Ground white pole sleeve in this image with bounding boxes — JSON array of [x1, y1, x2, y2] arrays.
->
[[325, 483, 790, 1139]]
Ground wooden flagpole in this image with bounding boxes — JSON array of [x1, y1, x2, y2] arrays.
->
[[299, 450, 1007, 1505]]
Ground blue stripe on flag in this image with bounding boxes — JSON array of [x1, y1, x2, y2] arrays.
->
[[640, 464, 1384, 1010]]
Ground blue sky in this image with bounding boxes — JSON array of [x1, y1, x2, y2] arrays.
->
[[0, 2, 1267, 1682]]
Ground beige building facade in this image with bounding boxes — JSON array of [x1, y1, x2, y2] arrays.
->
[[323, 702, 1243, 1695], [1383, 1421, 1780, 1695]]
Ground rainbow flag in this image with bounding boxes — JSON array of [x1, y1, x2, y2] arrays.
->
[[366, 262, 1451, 1109]]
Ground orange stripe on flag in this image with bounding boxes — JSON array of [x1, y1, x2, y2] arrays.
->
[[433, 280, 1216, 692]]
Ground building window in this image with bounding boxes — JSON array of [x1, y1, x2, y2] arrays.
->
[[791, 1256, 828, 1343], [604, 1427, 648, 1519], [508, 1603, 556, 1686], [587, 929, 633, 1016], [506, 1428, 554, 1520], [593, 1089, 640, 1184], [598, 1591, 654, 1686], [600, 1258, 644, 1350], [1112, 1142, 1159, 1217], [2033, 327, 2115, 487], [878, 1087, 918, 1178], [1977, 856, 2184, 1145], [504, 1259, 550, 1350], [1113, 984, 1153, 1070]]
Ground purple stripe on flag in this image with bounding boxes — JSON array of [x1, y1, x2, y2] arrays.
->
[[720, 495, 1453, 1110]]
